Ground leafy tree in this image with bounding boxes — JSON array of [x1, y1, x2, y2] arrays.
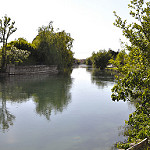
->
[[112, 0, 150, 103], [54, 30, 74, 69], [86, 57, 92, 65], [0, 15, 17, 71], [109, 50, 127, 72], [91, 50, 111, 70], [6, 45, 30, 65], [112, 0, 150, 148], [9, 38, 37, 65], [108, 49, 119, 59], [32, 22, 74, 71], [73, 58, 80, 65], [32, 22, 57, 65]]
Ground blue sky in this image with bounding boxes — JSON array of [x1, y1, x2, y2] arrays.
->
[[1, 0, 132, 59]]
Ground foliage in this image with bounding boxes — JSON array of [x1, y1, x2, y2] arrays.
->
[[112, 0, 150, 148], [108, 49, 119, 59], [86, 57, 92, 65], [32, 22, 74, 71], [73, 58, 80, 65], [109, 50, 128, 73], [0, 18, 74, 72], [9, 38, 37, 65], [6, 45, 30, 65], [91, 50, 112, 70], [0, 15, 17, 71], [125, 104, 150, 141]]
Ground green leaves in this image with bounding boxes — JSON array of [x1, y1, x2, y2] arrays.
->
[[114, 0, 150, 62], [0, 15, 17, 71], [113, 0, 150, 148], [91, 50, 112, 70], [6, 45, 30, 64], [32, 22, 74, 71]]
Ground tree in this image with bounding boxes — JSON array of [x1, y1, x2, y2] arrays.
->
[[32, 22, 74, 71], [54, 31, 74, 69], [32, 22, 57, 65], [9, 38, 36, 65], [112, 0, 150, 148], [108, 49, 119, 59], [6, 45, 30, 65], [86, 57, 92, 65], [112, 0, 150, 102], [109, 50, 127, 72], [91, 50, 111, 70], [0, 15, 17, 71]]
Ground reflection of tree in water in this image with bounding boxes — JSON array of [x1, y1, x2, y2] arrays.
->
[[0, 79, 15, 132], [0, 100, 15, 132], [87, 68, 115, 89], [29, 76, 72, 120], [0, 74, 72, 131]]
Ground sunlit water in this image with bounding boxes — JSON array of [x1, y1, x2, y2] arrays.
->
[[0, 66, 135, 150]]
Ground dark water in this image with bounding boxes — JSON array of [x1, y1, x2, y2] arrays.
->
[[0, 66, 135, 150]]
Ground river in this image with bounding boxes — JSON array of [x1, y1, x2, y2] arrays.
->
[[0, 66, 135, 150]]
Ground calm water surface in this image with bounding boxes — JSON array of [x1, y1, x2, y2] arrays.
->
[[0, 67, 135, 150]]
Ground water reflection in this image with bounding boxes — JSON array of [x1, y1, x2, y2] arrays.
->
[[0, 78, 16, 132], [32, 76, 72, 120], [0, 68, 136, 150], [0, 74, 72, 131], [87, 68, 115, 88], [0, 84, 15, 131]]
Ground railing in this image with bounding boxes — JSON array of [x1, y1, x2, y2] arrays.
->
[[127, 138, 148, 150]]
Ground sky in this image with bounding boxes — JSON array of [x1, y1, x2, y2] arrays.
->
[[0, 0, 132, 59]]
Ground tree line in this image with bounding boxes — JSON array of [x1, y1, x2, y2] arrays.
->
[[0, 17, 74, 73], [85, 49, 119, 70]]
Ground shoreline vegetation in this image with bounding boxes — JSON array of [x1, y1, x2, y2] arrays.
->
[[111, 0, 150, 149], [0, 20, 74, 74], [85, 0, 150, 149]]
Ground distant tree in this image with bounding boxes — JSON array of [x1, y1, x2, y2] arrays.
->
[[109, 50, 127, 72], [91, 50, 111, 70], [73, 58, 80, 65], [108, 49, 119, 59], [86, 57, 92, 65], [0, 15, 17, 71]]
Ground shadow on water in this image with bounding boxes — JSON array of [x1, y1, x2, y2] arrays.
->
[[0, 74, 72, 132]]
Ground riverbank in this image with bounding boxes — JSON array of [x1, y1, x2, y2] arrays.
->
[[0, 65, 58, 76]]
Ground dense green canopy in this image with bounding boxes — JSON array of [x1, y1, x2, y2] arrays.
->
[[32, 22, 74, 71], [112, 0, 150, 148]]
